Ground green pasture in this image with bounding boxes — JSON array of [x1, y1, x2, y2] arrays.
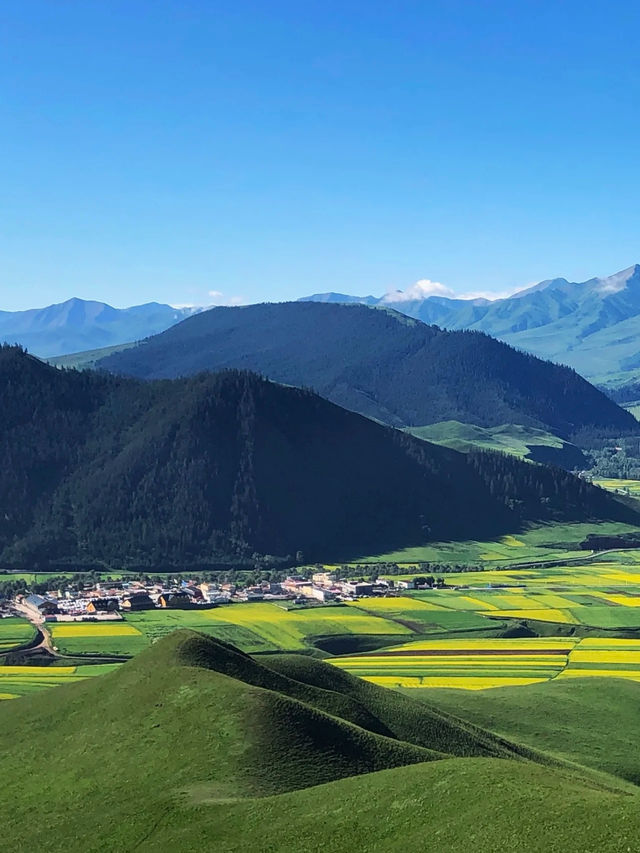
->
[[358, 521, 638, 565], [593, 477, 640, 496], [0, 617, 35, 651], [0, 663, 120, 699], [406, 421, 566, 459]]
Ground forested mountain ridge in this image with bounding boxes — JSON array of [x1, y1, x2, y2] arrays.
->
[[97, 301, 637, 441], [300, 264, 640, 384], [1, 345, 634, 569]]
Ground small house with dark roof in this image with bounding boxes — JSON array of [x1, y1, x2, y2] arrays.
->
[[24, 594, 58, 616], [121, 593, 155, 611], [158, 591, 193, 609], [86, 598, 119, 614]]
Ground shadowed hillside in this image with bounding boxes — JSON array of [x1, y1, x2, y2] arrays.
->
[[3, 345, 634, 568], [97, 301, 638, 440]]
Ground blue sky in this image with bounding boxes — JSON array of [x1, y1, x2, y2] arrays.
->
[[1, 0, 640, 310]]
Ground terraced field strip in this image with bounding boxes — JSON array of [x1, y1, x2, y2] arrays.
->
[[0, 663, 120, 699], [406, 573, 640, 627], [330, 637, 576, 690], [559, 638, 640, 682], [0, 617, 36, 650]]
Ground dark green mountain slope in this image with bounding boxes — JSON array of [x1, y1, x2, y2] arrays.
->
[[2, 345, 636, 567], [302, 264, 640, 385], [97, 301, 637, 440], [2, 631, 640, 853]]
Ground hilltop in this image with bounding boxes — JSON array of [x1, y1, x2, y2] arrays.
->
[[301, 264, 640, 386], [0, 297, 198, 357], [3, 345, 633, 568], [97, 301, 637, 442], [2, 630, 640, 852]]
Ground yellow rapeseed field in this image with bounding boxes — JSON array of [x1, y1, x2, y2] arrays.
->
[[446, 596, 500, 611], [52, 624, 142, 637], [0, 665, 76, 674], [347, 596, 448, 611], [365, 675, 548, 689], [490, 608, 576, 624], [601, 595, 640, 607], [569, 650, 640, 663], [500, 535, 526, 547], [389, 637, 577, 652]]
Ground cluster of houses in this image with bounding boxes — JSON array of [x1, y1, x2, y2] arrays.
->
[[282, 572, 397, 602], [14, 570, 405, 622]]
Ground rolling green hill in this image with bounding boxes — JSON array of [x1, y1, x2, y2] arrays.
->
[[4, 344, 634, 569], [2, 630, 640, 852]]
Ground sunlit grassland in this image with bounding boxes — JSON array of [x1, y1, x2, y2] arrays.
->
[[0, 663, 120, 699], [0, 617, 35, 651], [49, 603, 413, 657], [357, 521, 639, 564]]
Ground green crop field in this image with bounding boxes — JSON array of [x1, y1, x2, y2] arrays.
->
[[332, 636, 640, 690], [47, 603, 412, 657], [593, 477, 640, 496], [0, 663, 120, 699], [0, 617, 35, 651]]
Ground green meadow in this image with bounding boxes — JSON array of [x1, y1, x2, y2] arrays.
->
[[0, 617, 36, 651], [357, 520, 638, 565]]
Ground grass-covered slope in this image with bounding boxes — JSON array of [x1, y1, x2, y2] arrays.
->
[[3, 631, 640, 852], [4, 344, 635, 567], [419, 676, 640, 785], [0, 632, 436, 843], [407, 420, 589, 469], [97, 301, 637, 439], [260, 652, 534, 760]]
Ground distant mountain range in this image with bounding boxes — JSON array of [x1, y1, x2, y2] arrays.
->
[[2, 345, 634, 568], [300, 265, 640, 385], [98, 301, 637, 443], [0, 298, 199, 357]]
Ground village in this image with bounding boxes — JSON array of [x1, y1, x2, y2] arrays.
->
[[3, 570, 439, 625]]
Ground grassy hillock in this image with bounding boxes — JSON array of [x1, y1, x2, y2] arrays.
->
[[2, 630, 640, 852], [261, 652, 534, 760]]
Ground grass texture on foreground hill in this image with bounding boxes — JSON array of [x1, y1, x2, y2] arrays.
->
[[1, 630, 640, 852]]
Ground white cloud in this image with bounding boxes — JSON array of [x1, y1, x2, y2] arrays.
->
[[171, 290, 246, 309], [379, 278, 520, 304], [380, 279, 455, 303], [207, 290, 246, 307], [456, 287, 521, 301]]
